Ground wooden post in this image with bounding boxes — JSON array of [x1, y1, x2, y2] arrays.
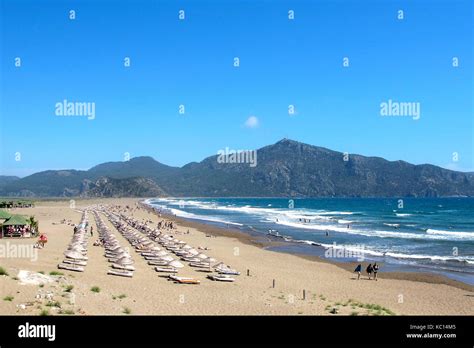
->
[[272, 279, 275, 288], [247, 269, 250, 276], [303, 289, 306, 300]]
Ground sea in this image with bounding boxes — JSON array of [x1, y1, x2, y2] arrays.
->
[[145, 197, 474, 285]]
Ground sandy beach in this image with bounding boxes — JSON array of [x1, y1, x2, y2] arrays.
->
[[0, 198, 473, 316]]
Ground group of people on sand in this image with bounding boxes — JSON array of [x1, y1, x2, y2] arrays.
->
[[157, 220, 174, 230], [4, 225, 35, 237], [354, 263, 379, 280]]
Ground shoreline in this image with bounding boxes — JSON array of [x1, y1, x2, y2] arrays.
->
[[157, 212, 474, 292]]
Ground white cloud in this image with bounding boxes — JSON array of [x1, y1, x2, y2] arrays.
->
[[244, 115, 259, 128]]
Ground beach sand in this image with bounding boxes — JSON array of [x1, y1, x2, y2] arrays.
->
[[0, 198, 472, 316]]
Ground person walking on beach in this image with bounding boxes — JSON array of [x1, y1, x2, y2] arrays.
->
[[38, 233, 48, 248], [90, 226, 93, 237], [366, 263, 373, 280], [354, 264, 362, 280], [373, 263, 379, 281]]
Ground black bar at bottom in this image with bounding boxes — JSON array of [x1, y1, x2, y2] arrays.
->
[[0, 316, 472, 346]]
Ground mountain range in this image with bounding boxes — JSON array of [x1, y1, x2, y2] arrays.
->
[[1, 139, 473, 198]]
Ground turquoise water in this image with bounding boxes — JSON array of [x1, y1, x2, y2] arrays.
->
[[147, 197, 474, 283]]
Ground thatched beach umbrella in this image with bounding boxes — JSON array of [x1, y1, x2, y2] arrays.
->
[[115, 257, 134, 265], [169, 260, 184, 268], [64, 250, 88, 260]]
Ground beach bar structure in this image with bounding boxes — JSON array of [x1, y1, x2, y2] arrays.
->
[[0, 214, 31, 238]]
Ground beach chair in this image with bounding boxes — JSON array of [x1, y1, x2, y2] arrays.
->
[[168, 275, 200, 284], [107, 269, 134, 278], [58, 263, 85, 272], [207, 274, 235, 282]]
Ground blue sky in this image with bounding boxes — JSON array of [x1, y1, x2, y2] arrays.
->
[[1, 0, 473, 177]]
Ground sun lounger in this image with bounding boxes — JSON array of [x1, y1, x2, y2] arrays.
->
[[147, 260, 170, 266], [207, 274, 235, 282], [144, 256, 164, 261], [62, 259, 87, 267], [155, 267, 178, 273], [168, 275, 200, 284], [107, 269, 134, 277], [174, 278, 200, 284], [195, 268, 213, 273], [216, 269, 240, 275], [112, 263, 135, 271], [105, 253, 127, 259], [58, 263, 85, 272], [141, 252, 162, 257], [214, 263, 240, 275], [135, 246, 153, 252], [189, 262, 212, 269], [108, 256, 133, 264], [64, 253, 88, 261]]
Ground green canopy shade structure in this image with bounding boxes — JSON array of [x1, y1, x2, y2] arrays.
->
[[2, 215, 29, 226], [0, 210, 12, 219]]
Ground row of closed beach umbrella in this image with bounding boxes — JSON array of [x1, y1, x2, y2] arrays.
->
[[57, 210, 89, 272], [92, 210, 135, 278]]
